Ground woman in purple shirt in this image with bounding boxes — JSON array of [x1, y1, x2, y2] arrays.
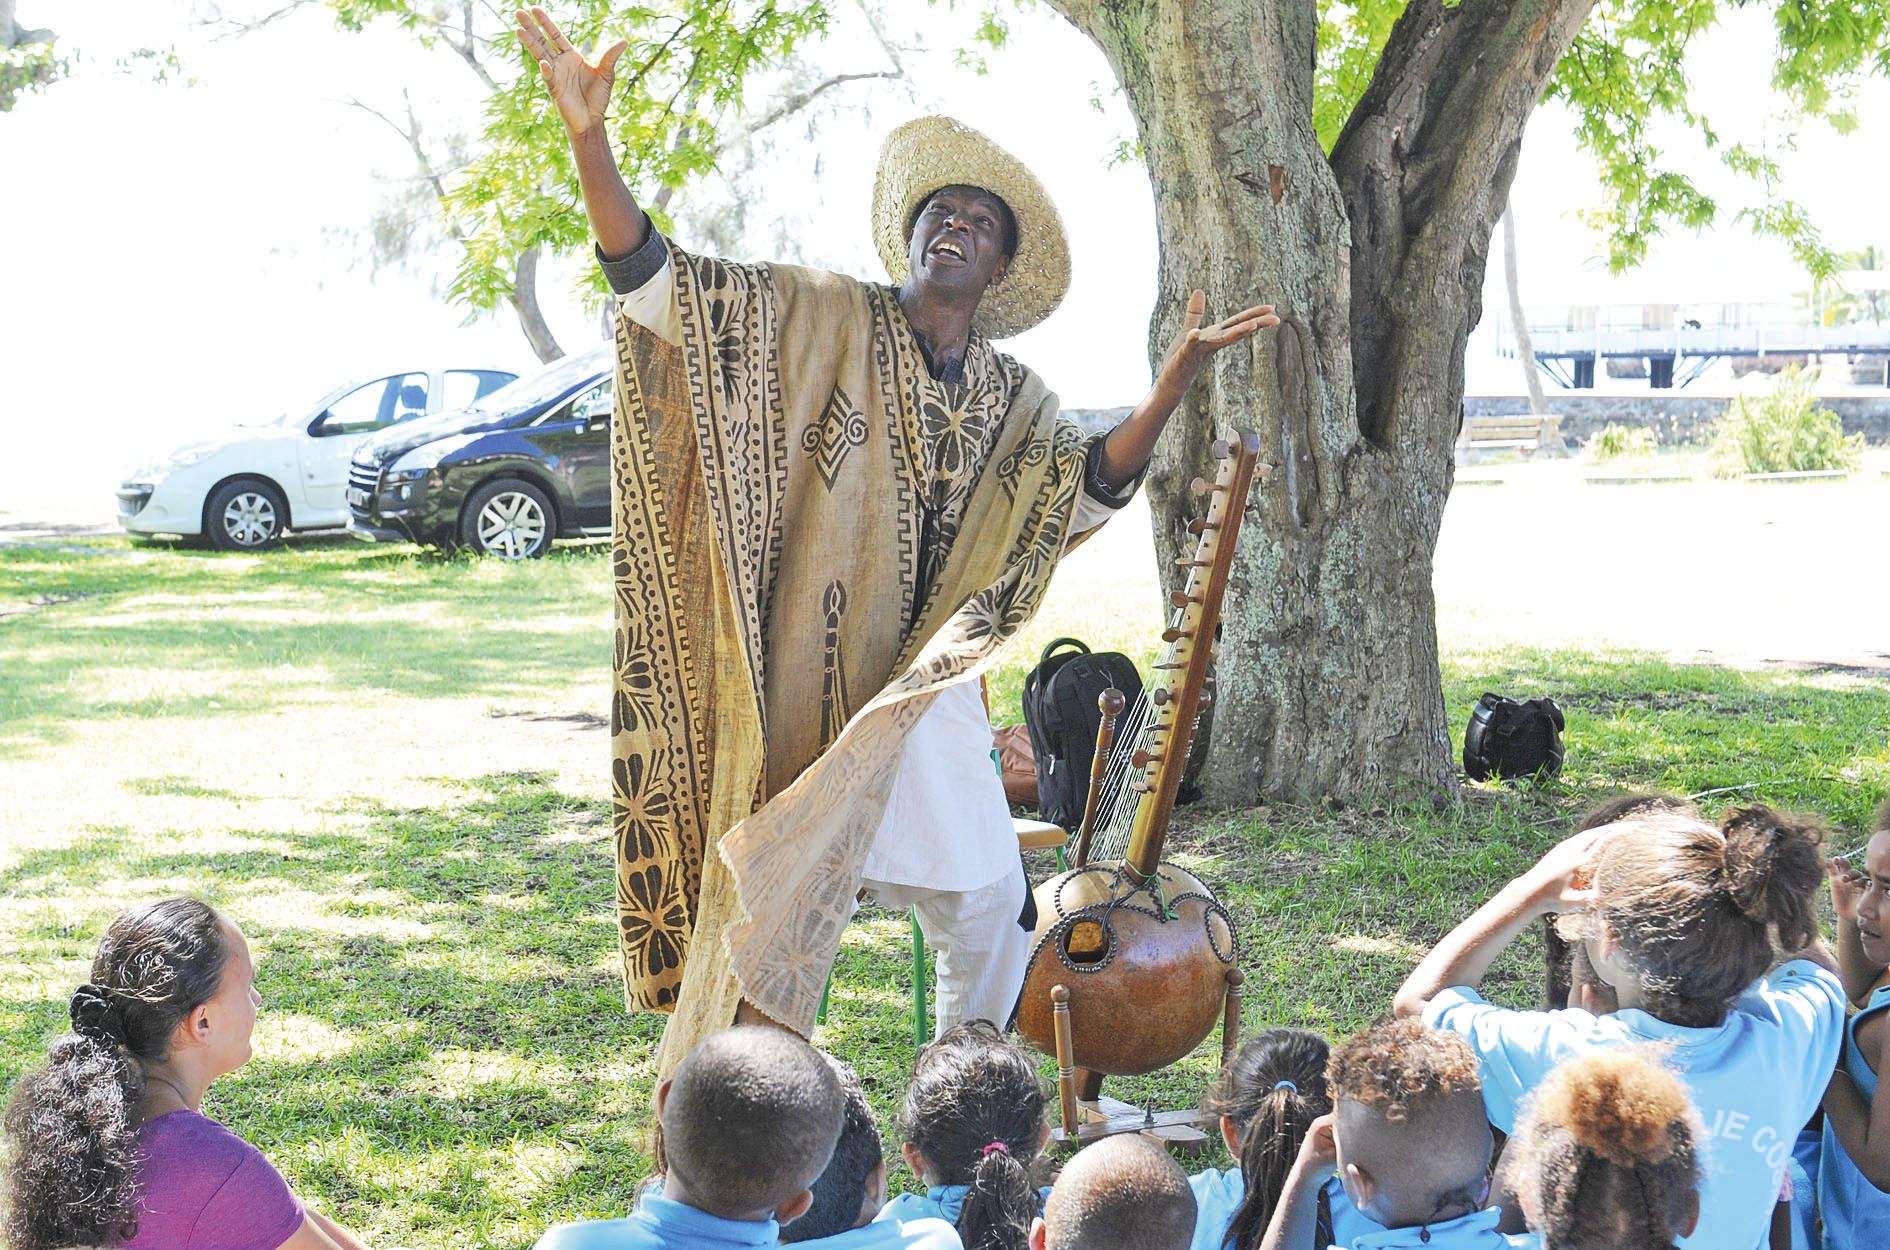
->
[[2, 897, 374, 1250]]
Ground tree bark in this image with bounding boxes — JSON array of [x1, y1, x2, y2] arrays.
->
[[1050, 0, 1594, 802], [510, 245, 565, 364], [1503, 202, 1548, 415]]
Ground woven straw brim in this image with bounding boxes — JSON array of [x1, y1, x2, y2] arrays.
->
[[872, 116, 1071, 341]]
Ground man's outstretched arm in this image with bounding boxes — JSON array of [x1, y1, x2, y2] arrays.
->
[[1096, 290, 1280, 490], [515, 7, 647, 258]]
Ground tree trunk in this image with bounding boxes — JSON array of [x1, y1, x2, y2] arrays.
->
[[510, 244, 565, 364], [1051, 0, 1594, 802], [1503, 201, 1548, 415]]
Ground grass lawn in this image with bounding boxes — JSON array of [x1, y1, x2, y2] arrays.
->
[[2, 530, 1888, 1248]]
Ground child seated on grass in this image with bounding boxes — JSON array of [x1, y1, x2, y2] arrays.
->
[[1261, 1017, 1532, 1250], [2, 897, 375, 1250], [1500, 1049, 1702, 1250], [784, 1055, 959, 1248], [535, 1025, 844, 1249], [1193, 1029, 1382, 1250], [1395, 804, 1846, 1250], [1816, 799, 1890, 1246], [886, 1020, 1050, 1250], [1028, 1135, 1196, 1250]]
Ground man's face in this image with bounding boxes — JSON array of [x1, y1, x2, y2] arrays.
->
[[905, 185, 1013, 299]]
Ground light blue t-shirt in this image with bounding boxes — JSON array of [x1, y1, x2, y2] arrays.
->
[[879, 1183, 1051, 1228], [533, 1193, 777, 1249], [1425, 960, 1844, 1250], [1817, 982, 1890, 1250], [795, 1212, 963, 1249], [1188, 1166, 1382, 1250], [1341, 1206, 1539, 1250]]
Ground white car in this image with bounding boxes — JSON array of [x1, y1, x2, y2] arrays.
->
[[117, 367, 518, 549]]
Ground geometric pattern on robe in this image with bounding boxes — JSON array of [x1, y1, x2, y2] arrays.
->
[[609, 239, 1090, 1035]]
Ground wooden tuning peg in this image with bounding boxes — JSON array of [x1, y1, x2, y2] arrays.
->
[[1211, 437, 1234, 459], [1131, 749, 1164, 768], [1150, 687, 1174, 706], [1190, 476, 1225, 496], [1161, 625, 1193, 643], [1175, 557, 1210, 568], [1169, 590, 1197, 609], [1187, 517, 1221, 535]]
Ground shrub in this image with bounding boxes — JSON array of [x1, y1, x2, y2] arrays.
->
[[1709, 367, 1864, 477], [1587, 423, 1659, 461]]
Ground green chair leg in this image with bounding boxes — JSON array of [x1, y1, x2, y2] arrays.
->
[[911, 908, 929, 1047]]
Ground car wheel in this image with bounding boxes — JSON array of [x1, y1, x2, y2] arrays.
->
[[205, 478, 288, 551], [461, 478, 555, 559]]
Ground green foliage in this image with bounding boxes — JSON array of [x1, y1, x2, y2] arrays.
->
[[1586, 422, 1658, 461], [1708, 367, 1865, 476], [1313, 0, 1404, 151], [0, 37, 64, 111]]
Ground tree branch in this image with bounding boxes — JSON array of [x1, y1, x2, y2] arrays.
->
[[1328, 0, 1596, 450], [347, 91, 467, 242]]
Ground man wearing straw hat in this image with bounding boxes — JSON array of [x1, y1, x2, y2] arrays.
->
[[516, 7, 1276, 1067]]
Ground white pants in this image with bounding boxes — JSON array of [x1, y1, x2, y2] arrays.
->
[[862, 857, 1033, 1037]]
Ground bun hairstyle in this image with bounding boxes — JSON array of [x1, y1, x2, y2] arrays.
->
[[1503, 1049, 1702, 1250], [1560, 804, 1824, 1027], [3, 898, 230, 1250], [900, 1020, 1048, 1250], [1201, 1029, 1333, 1250]]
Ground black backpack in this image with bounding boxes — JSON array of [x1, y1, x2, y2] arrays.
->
[[1022, 638, 1144, 830], [1463, 692, 1566, 781]]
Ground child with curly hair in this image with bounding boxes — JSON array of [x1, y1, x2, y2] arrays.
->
[[1815, 797, 1890, 1247], [883, 1020, 1051, 1250], [1502, 1049, 1703, 1249], [1192, 1029, 1382, 1250], [1395, 804, 1846, 1250], [1259, 1017, 1531, 1250], [2, 897, 374, 1250]]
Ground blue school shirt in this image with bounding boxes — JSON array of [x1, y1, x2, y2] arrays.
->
[[878, 1184, 1051, 1227], [795, 1212, 962, 1249], [1817, 982, 1890, 1250], [1339, 1206, 1540, 1250], [533, 1193, 777, 1249], [1188, 1166, 1382, 1250], [1425, 960, 1844, 1250]]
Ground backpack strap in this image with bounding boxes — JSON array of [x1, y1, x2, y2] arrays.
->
[[1038, 637, 1091, 668]]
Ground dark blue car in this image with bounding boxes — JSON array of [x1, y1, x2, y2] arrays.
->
[[347, 347, 613, 558]]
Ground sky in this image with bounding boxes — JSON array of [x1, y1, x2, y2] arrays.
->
[[4, 0, 1888, 516]]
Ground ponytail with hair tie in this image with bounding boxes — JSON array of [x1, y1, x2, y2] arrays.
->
[[69, 984, 128, 1050]]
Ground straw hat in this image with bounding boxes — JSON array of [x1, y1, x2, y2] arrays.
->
[[873, 116, 1071, 341]]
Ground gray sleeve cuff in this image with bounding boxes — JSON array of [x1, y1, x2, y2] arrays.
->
[[1082, 436, 1140, 509], [596, 222, 670, 295]]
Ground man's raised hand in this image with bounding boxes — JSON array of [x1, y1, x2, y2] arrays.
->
[[515, 7, 628, 137], [1154, 289, 1280, 404]]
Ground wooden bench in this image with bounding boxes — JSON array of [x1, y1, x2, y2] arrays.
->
[[1456, 413, 1568, 465]]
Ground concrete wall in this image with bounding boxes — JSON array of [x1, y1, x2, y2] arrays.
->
[[1070, 398, 1890, 447], [1465, 394, 1890, 446]]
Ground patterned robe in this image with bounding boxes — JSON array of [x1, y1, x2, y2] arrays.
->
[[609, 241, 1092, 1061]]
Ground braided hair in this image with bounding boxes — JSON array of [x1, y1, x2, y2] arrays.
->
[[899, 1020, 1048, 1250], [2, 898, 230, 1250], [1201, 1029, 1333, 1250]]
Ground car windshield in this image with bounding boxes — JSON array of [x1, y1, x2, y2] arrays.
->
[[467, 349, 611, 416]]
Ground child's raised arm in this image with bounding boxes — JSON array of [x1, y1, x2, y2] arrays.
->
[[1394, 828, 1610, 1018], [1258, 1114, 1337, 1250], [1828, 857, 1887, 1005], [1821, 1005, 1890, 1190]]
